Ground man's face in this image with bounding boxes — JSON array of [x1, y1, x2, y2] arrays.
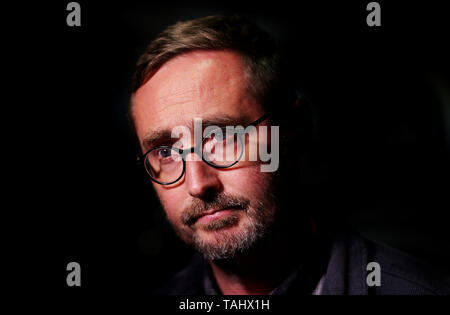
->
[[132, 50, 278, 260]]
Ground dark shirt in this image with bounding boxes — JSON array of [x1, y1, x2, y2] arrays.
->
[[154, 234, 450, 295], [202, 258, 325, 295]]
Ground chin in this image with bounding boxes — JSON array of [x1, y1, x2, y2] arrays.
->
[[191, 217, 263, 260], [196, 221, 244, 241]]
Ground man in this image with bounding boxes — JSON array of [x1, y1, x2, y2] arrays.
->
[[129, 15, 450, 295]]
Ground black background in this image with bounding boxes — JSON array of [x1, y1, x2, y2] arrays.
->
[[13, 0, 450, 295]]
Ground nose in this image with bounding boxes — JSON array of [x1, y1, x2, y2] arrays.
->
[[184, 153, 223, 199]]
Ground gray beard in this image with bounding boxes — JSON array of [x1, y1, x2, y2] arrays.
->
[[192, 200, 276, 261]]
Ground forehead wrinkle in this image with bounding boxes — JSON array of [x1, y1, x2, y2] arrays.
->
[[133, 50, 265, 148], [151, 88, 200, 116], [150, 56, 246, 112]]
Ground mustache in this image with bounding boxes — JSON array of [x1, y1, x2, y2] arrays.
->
[[181, 193, 250, 227]]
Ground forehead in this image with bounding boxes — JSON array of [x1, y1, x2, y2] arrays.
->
[[132, 50, 264, 143]]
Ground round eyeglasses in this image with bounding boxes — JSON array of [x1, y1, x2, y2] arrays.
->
[[140, 113, 270, 185]]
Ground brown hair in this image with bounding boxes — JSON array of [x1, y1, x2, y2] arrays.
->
[[130, 15, 294, 112]]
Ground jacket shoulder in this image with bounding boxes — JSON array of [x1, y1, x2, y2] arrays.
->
[[368, 238, 450, 295], [321, 233, 450, 295]]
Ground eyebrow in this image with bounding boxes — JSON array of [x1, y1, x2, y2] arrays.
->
[[142, 129, 175, 151], [141, 114, 254, 151], [200, 115, 253, 128]]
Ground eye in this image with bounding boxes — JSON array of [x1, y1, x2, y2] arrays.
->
[[158, 148, 172, 159]]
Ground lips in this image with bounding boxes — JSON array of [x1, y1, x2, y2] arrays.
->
[[198, 208, 224, 217], [194, 207, 241, 224]]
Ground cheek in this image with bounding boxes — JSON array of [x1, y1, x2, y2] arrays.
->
[[154, 185, 186, 222], [219, 165, 272, 198], [153, 184, 195, 244]]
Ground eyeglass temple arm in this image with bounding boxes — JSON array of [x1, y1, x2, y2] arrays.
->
[[247, 112, 271, 127]]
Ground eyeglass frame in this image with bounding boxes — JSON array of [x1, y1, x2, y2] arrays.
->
[[138, 112, 271, 185]]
